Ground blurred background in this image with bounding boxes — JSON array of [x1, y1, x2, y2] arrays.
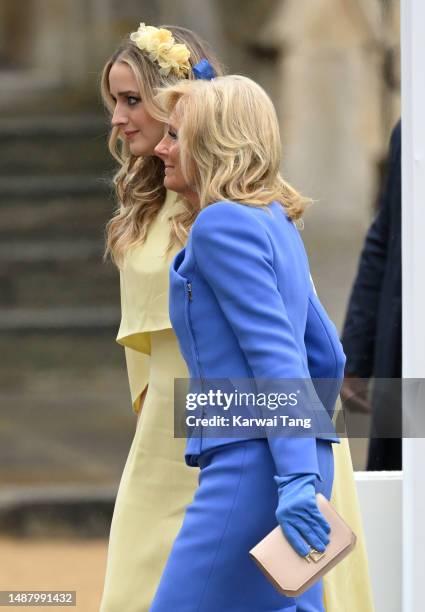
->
[[0, 0, 400, 608]]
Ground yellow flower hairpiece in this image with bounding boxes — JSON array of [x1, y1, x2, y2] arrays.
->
[[130, 23, 191, 77]]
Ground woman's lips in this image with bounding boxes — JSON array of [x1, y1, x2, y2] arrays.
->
[[124, 130, 139, 140]]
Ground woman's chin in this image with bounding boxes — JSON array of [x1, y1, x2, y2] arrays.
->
[[129, 140, 156, 158], [163, 177, 179, 192]]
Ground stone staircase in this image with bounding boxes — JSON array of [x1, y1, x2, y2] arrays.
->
[[0, 115, 135, 509], [0, 115, 118, 328]]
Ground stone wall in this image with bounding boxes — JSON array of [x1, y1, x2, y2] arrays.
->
[[261, 0, 400, 324], [0, 0, 400, 325]]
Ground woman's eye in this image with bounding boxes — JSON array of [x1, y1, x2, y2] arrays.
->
[[127, 96, 140, 106], [168, 129, 177, 140]]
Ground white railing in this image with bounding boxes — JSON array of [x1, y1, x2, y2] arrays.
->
[[355, 471, 402, 612]]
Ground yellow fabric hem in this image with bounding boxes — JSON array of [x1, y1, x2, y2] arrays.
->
[[117, 325, 174, 355], [323, 438, 375, 612]]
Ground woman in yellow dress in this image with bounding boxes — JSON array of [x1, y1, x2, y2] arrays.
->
[[99, 22, 374, 612]]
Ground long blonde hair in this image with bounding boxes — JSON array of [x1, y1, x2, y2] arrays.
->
[[100, 26, 223, 266], [157, 75, 310, 220]]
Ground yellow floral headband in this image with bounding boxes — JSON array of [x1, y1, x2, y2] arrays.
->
[[130, 23, 191, 77]]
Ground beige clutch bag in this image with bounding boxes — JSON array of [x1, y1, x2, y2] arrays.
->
[[249, 493, 356, 597]]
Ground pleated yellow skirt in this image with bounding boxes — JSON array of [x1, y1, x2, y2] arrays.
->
[[100, 329, 374, 611]]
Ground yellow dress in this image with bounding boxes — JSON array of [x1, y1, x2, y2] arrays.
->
[[100, 192, 198, 612], [324, 437, 375, 611], [100, 191, 374, 611]]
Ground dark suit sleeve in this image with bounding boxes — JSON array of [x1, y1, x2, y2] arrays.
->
[[341, 121, 401, 377]]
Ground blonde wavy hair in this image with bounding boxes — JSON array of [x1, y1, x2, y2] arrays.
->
[[100, 26, 223, 266], [157, 75, 311, 220]]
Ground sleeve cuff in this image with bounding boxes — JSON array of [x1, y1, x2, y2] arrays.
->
[[268, 437, 322, 480]]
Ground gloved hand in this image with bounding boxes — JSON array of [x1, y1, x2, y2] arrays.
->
[[274, 473, 330, 557]]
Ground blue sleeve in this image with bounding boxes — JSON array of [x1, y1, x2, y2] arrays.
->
[[191, 202, 321, 477]]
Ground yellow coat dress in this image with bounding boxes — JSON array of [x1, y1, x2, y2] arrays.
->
[[100, 191, 374, 612]]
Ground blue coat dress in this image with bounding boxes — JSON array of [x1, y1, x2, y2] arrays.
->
[[169, 200, 345, 478], [151, 200, 346, 611]]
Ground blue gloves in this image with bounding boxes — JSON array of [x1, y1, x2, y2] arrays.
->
[[274, 474, 330, 557]]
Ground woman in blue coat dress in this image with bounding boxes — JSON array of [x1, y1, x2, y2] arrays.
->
[[152, 75, 346, 612]]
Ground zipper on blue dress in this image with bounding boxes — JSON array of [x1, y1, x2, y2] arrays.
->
[[185, 281, 204, 387], [185, 279, 209, 454]]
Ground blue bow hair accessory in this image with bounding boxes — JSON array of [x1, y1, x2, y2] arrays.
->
[[193, 59, 216, 80]]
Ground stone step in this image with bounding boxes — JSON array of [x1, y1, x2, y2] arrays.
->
[[0, 116, 114, 176], [0, 116, 107, 138], [0, 306, 120, 332], [0, 362, 132, 537], [0, 486, 115, 538], [0, 241, 118, 309], [1, 194, 113, 240], [0, 239, 104, 263], [0, 175, 111, 200], [0, 262, 119, 309], [0, 330, 123, 380]]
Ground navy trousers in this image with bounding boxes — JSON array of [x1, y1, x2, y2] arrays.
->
[[150, 439, 334, 612]]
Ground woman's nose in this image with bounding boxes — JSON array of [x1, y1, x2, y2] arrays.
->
[[111, 104, 128, 127], [154, 136, 168, 159]]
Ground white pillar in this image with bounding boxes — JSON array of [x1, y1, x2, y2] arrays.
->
[[401, 1, 425, 610]]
